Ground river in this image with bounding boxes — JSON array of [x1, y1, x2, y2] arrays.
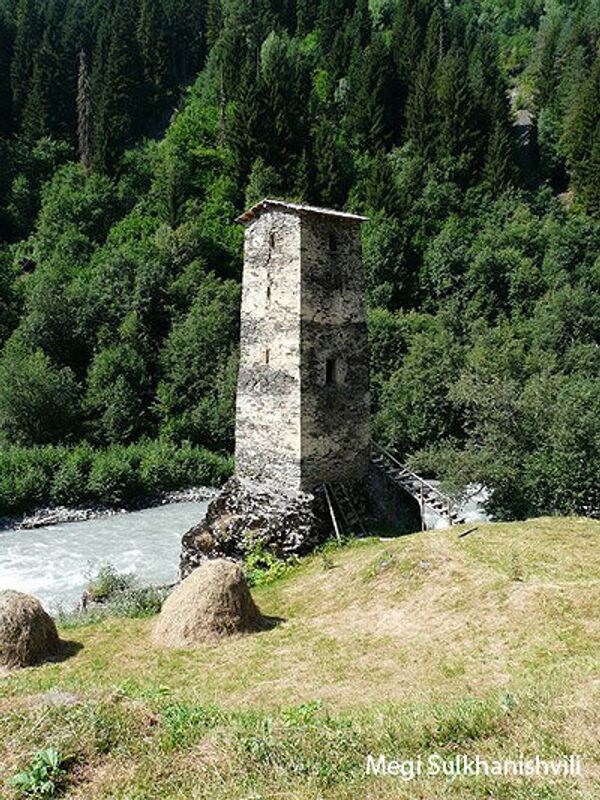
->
[[0, 501, 208, 612]]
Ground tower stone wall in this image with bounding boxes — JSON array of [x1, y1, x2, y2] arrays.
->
[[235, 208, 303, 490], [235, 200, 370, 493], [180, 200, 372, 577]]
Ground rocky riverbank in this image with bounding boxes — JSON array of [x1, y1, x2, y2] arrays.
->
[[0, 487, 218, 531]]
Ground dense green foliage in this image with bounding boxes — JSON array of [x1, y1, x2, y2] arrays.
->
[[0, 442, 232, 514], [0, 0, 599, 519]]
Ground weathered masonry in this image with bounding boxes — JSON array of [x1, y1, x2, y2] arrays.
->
[[235, 199, 371, 493], [179, 200, 461, 576]]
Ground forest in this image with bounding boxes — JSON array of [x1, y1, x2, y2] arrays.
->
[[0, 0, 598, 520]]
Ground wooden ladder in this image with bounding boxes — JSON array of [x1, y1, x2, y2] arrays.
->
[[321, 483, 368, 539]]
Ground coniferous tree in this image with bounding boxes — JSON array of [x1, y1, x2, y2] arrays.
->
[[165, 0, 205, 87], [293, 148, 312, 202], [563, 55, 600, 208], [22, 15, 69, 143], [295, 0, 317, 36], [483, 118, 516, 193], [365, 152, 398, 216], [318, 0, 353, 56], [77, 49, 93, 175], [346, 32, 397, 150], [93, 0, 143, 172], [0, 8, 14, 136], [138, 0, 168, 100], [206, 0, 223, 49], [405, 8, 444, 158], [260, 32, 309, 181], [347, 0, 370, 52], [434, 45, 477, 167], [10, 0, 38, 125], [312, 116, 350, 208], [390, 0, 422, 129], [582, 130, 600, 217], [227, 60, 265, 184]]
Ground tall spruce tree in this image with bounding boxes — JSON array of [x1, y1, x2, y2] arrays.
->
[[137, 0, 168, 118], [483, 118, 516, 193], [346, 32, 397, 150], [227, 60, 265, 185], [10, 0, 38, 125], [405, 8, 444, 158], [0, 7, 14, 136], [296, 0, 318, 36], [22, 10, 70, 143], [206, 0, 223, 49], [563, 54, 600, 208], [434, 45, 477, 166], [93, 0, 143, 172], [77, 49, 93, 174], [260, 32, 308, 182]]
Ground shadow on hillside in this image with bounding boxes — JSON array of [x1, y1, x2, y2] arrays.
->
[[257, 615, 285, 633], [50, 639, 84, 664]]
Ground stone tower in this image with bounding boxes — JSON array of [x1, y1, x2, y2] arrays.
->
[[235, 199, 370, 494]]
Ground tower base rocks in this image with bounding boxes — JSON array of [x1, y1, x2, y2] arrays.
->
[[179, 478, 332, 579]]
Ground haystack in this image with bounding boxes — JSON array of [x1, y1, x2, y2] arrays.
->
[[0, 590, 61, 668], [154, 558, 262, 648]]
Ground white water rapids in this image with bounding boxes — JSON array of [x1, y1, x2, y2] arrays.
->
[[0, 501, 208, 612]]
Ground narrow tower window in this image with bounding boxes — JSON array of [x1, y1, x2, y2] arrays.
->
[[266, 284, 271, 302], [325, 358, 336, 385], [270, 232, 276, 249], [265, 349, 270, 365]]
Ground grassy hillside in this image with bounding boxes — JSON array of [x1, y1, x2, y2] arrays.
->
[[1, 517, 599, 798]]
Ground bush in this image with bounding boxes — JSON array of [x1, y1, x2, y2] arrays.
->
[[0, 441, 233, 515], [86, 564, 136, 602], [87, 446, 142, 505], [50, 443, 94, 506], [173, 444, 233, 489], [0, 447, 64, 513], [9, 747, 67, 798], [138, 440, 182, 494], [0, 345, 81, 445]]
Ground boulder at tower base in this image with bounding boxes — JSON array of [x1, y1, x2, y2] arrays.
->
[[154, 558, 263, 648], [0, 590, 61, 668], [180, 477, 331, 578]]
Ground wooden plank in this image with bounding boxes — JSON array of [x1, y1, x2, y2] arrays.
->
[[323, 484, 342, 543]]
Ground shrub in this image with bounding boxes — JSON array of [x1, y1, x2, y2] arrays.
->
[[50, 443, 94, 506], [244, 545, 298, 588], [9, 748, 67, 798], [87, 446, 142, 505], [0, 441, 232, 515], [0, 447, 63, 513], [109, 585, 168, 618], [0, 346, 81, 446], [174, 444, 233, 489], [138, 440, 181, 494], [86, 564, 136, 602]]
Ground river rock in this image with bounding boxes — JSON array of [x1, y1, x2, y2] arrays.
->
[[180, 477, 331, 578], [0, 590, 61, 668]]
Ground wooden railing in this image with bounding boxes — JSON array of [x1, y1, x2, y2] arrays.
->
[[371, 440, 459, 527]]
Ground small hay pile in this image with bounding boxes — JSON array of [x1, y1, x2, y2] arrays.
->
[[154, 558, 263, 648], [0, 590, 61, 668]]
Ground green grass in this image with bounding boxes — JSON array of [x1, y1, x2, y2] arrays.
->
[[1, 517, 599, 799]]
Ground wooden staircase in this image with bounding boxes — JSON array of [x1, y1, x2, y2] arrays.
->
[[371, 442, 466, 528]]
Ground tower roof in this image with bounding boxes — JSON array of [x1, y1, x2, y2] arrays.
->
[[236, 199, 368, 225]]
